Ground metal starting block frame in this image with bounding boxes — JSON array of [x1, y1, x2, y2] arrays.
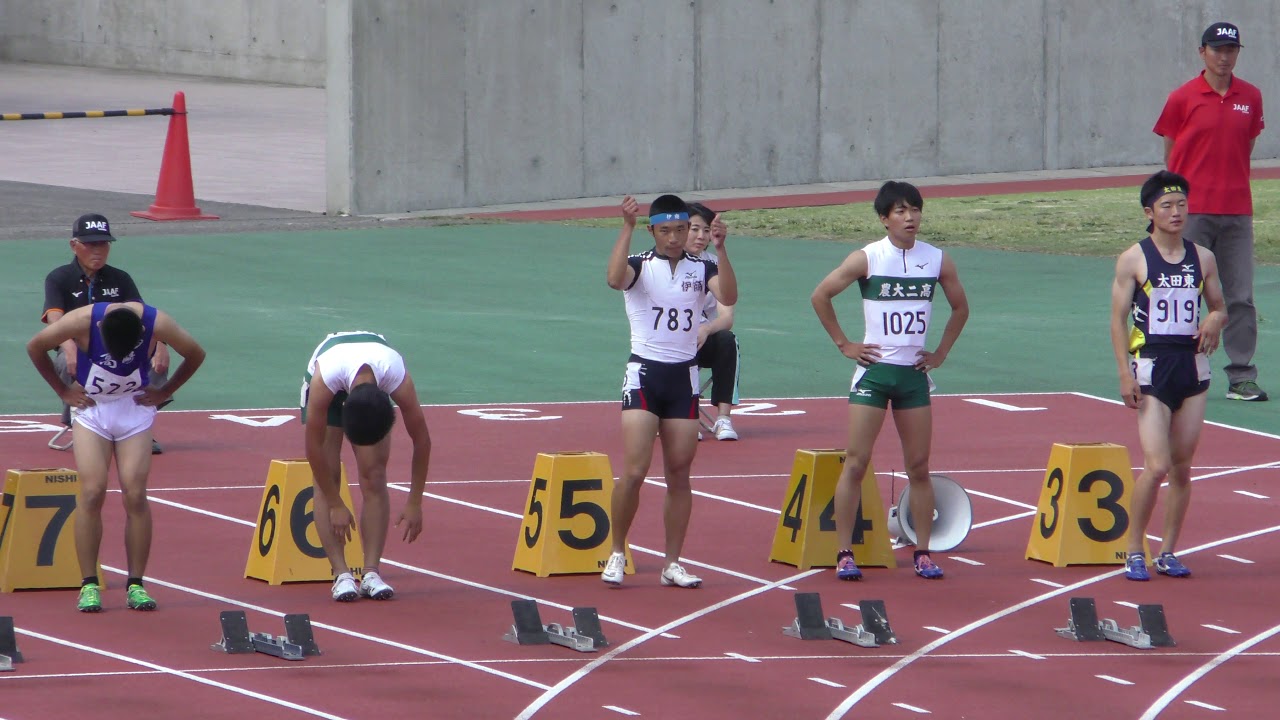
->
[[782, 593, 897, 647], [212, 610, 322, 660], [1055, 597, 1176, 649], [249, 632, 305, 661], [0, 616, 24, 669], [503, 599, 608, 653]]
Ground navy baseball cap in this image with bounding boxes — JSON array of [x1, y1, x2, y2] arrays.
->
[[72, 213, 116, 243], [1202, 22, 1242, 48]]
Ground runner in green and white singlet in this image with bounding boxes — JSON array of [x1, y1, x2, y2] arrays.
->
[[812, 181, 970, 582], [301, 330, 433, 603], [852, 237, 944, 409]]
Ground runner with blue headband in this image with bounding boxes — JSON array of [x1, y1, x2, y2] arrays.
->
[[602, 193, 738, 588]]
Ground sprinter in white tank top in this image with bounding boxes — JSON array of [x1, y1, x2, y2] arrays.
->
[[812, 182, 970, 581]]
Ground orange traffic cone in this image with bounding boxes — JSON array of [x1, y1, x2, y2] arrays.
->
[[131, 91, 218, 221]]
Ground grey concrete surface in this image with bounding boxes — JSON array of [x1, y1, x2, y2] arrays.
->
[[2, 59, 1278, 238], [6, 3, 1279, 215], [0, 0, 326, 86], [0, 179, 472, 242], [699, 0, 820, 189], [582, 1, 696, 196], [328, 0, 469, 214], [0, 62, 325, 212], [325, 0, 1280, 214]]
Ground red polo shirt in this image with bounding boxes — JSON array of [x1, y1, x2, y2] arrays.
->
[[1154, 71, 1264, 215]]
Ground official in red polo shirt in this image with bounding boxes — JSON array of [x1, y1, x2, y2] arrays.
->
[[1154, 21, 1266, 401]]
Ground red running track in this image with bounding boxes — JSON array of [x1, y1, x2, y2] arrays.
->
[[0, 392, 1277, 719]]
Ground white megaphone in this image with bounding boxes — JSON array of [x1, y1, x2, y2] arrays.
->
[[885, 474, 972, 551]]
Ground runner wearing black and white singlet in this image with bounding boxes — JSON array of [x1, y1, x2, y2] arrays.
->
[[601, 194, 737, 590], [619, 247, 718, 419], [1128, 237, 1211, 410]]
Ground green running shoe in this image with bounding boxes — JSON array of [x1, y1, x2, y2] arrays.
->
[[78, 583, 102, 613], [125, 584, 157, 611]]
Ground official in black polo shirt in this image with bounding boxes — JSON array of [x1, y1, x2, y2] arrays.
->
[[41, 214, 170, 453]]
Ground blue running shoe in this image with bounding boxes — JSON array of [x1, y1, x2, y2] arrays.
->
[[1154, 552, 1191, 578], [836, 551, 862, 581], [914, 555, 944, 579], [1125, 553, 1150, 581]]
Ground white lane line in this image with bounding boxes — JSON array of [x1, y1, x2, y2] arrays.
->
[[1008, 650, 1044, 660], [377, 557, 676, 637], [1140, 622, 1280, 720], [822, 524, 1280, 719], [1234, 490, 1269, 499], [923, 626, 950, 635], [146, 494, 253, 523], [625, 544, 794, 589], [1201, 625, 1241, 635], [1097, 674, 1135, 686], [1069, 391, 1280, 441], [396, 485, 795, 589], [950, 489, 1037, 511], [424, 490, 522, 518], [1187, 462, 1280, 485], [810, 677, 846, 688], [1217, 554, 1254, 564], [150, 494, 670, 638], [963, 398, 1046, 412], [645, 478, 777, 513], [515, 568, 823, 719], [14, 627, 349, 719], [148, 485, 260, 492], [947, 556, 984, 566], [891, 702, 932, 714], [10, 649, 1280, 683], [100, 565, 549, 691], [841, 603, 861, 612], [1031, 578, 1064, 588], [724, 652, 761, 663], [1115, 601, 1140, 609], [604, 705, 641, 716], [1184, 700, 1226, 711], [971, 511, 1036, 530]]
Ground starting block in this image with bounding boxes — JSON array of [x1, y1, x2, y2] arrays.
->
[[283, 613, 323, 656], [48, 426, 72, 451], [1055, 597, 1175, 649], [212, 610, 322, 660], [0, 616, 23, 666], [502, 599, 607, 653], [782, 593, 897, 647]]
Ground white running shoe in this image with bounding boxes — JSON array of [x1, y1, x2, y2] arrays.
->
[[359, 570, 395, 600], [331, 572, 358, 602], [713, 417, 738, 441], [601, 552, 626, 586], [660, 562, 702, 588]]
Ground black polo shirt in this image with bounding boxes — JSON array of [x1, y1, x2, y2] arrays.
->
[[42, 259, 143, 323]]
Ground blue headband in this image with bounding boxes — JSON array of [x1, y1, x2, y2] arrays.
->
[[649, 211, 689, 225]]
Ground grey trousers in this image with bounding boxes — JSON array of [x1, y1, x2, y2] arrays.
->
[[1182, 213, 1258, 385]]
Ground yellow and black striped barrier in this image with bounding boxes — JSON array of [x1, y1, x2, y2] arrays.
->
[[1, 107, 175, 121]]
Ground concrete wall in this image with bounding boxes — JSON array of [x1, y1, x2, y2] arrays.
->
[[0, 0, 325, 86], [4, 1, 1277, 214], [328, 0, 1280, 215]]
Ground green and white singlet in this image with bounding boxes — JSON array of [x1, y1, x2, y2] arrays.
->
[[857, 237, 942, 366], [300, 331, 407, 408]]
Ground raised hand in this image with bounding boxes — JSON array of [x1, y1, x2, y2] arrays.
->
[[621, 195, 640, 228], [711, 213, 728, 250]]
